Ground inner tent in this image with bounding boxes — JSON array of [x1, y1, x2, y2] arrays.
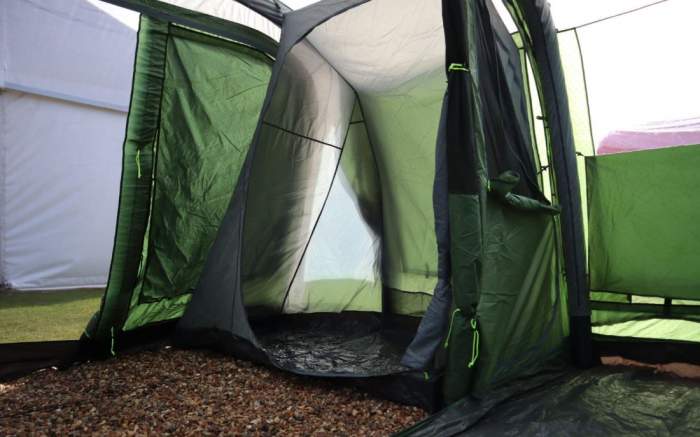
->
[[180, 0, 447, 378], [176, 0, 566, 406], [242, 0, 446, 375]]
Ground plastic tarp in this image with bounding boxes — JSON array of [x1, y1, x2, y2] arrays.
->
[[0, 0, 138, 290], [399, 366, 700, 436]]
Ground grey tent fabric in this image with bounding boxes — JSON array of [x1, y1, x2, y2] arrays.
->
[[178, 0, 448, 362], [177, 0, 373, 346]]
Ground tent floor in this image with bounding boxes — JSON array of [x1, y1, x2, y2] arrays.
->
[[251, 312, 419, 378], [401, 366, 700, 436]]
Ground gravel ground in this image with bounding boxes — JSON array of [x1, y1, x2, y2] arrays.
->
[[0, 348, 426, 436]]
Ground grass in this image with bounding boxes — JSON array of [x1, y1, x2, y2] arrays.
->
[[0, 288, 104, 343]]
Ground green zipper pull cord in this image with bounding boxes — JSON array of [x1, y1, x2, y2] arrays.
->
[[443, 308, 462, 348], [424, 371, 430, 381], [110, 327, 116, 356], [467, 318, 480, 368], [135, 149, 142, 179], [448, 63, 469, 73]]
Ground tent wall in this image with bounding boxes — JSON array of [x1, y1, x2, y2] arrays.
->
[[87, 14, 275, 345], [0, 0, 137, 112], [587, 145, 700, 343], [553, 0, 700, 348], [0, 0, 137, 290], [242, 0, 448, 316], [439, 0, 567, 402]]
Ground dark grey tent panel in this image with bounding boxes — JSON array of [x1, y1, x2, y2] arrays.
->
[[399, 366, 700, 436]]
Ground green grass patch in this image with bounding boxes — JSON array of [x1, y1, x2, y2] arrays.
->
[[0, 288, 103, 343]]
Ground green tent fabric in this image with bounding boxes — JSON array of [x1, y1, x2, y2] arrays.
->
[[586, 145, 700, 342], [86, 13, 274, 344], [587, 145, 700, 300], [5, 2, 700, 429]]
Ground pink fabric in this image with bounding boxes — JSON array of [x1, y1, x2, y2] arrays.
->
[[597, 118, 700, 155]]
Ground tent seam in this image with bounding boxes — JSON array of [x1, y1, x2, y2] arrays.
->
[[557, 0, 671, 33], [261, 121, 342, 150]]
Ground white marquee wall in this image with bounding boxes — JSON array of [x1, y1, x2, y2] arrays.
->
[[0, 0, 138, 290]]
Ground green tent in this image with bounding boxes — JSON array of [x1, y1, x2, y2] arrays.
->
[[83, 0, 585, 409], [3, 0, 699, 421]]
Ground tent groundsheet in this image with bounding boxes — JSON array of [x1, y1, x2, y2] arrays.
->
[[399, 366, 700, 436]]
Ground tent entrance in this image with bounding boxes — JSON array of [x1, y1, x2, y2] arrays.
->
[[229, 0, 449, 378]]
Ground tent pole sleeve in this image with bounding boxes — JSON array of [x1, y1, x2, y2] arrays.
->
[[505, 0, 594, 368], [84, 16, 168, 351]]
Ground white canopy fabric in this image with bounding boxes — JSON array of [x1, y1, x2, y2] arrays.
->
[[0, 0, 138, 290]]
